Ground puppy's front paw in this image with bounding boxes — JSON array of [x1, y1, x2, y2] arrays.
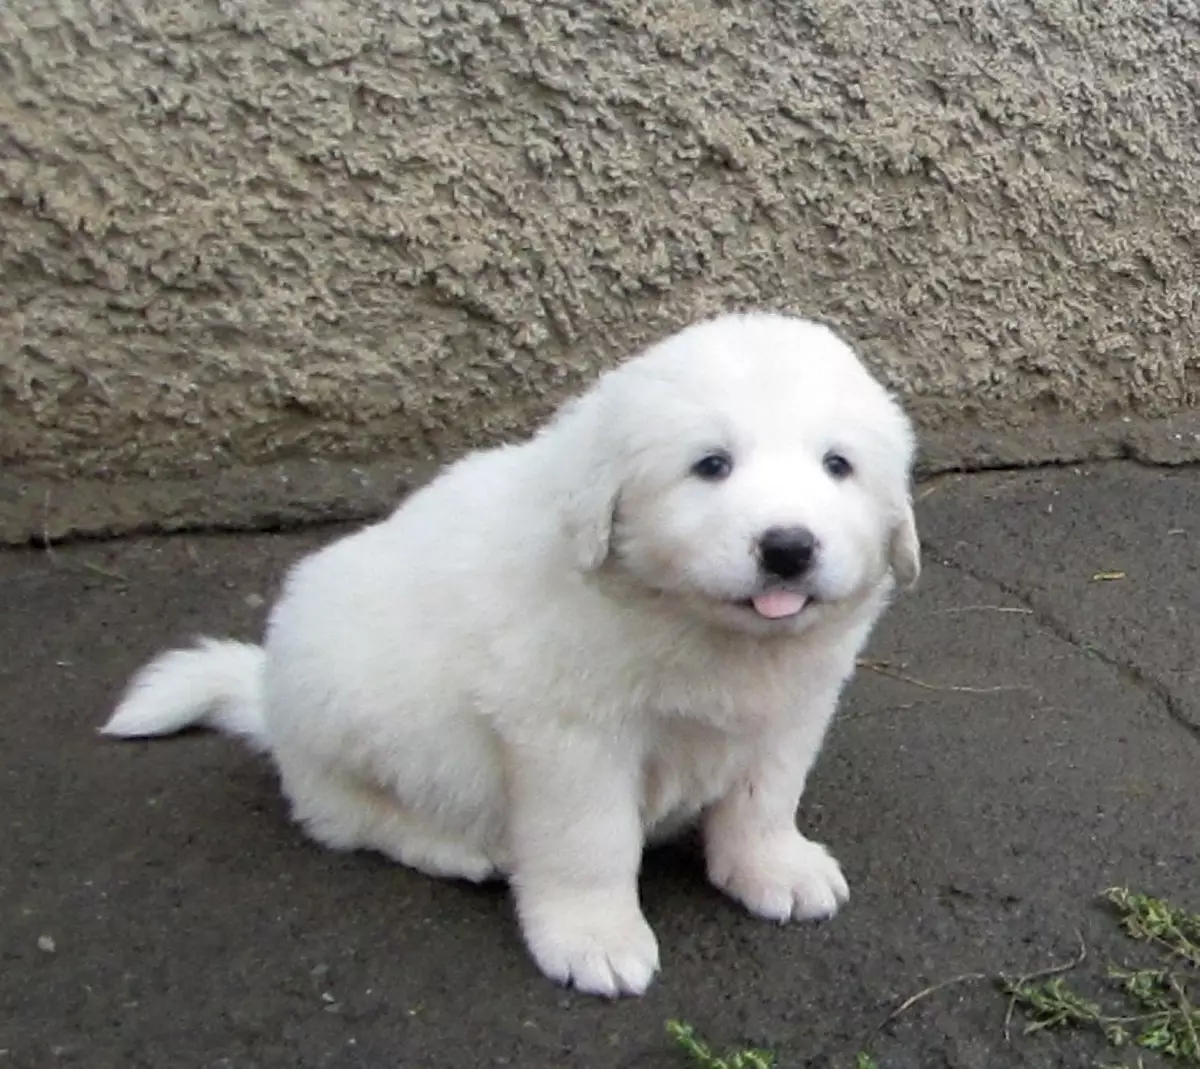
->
[[517, 889, 660, 997], [708, 831, 850, 923]]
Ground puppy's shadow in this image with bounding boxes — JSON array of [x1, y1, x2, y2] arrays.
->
[[435, 832, 717, 912], [640, 830, 730, 916]]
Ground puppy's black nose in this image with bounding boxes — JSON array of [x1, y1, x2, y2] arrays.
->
[[759, 526, 817, 579]]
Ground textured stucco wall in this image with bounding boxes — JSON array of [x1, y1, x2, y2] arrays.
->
[[2, 0, 1199, 485]]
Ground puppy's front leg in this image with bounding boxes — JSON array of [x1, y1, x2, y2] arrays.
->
[[506, 729, 658, 997], [705, 701, 849, 923]]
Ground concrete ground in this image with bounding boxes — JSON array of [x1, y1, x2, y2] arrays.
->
[[1, 461, 1197, 1069]]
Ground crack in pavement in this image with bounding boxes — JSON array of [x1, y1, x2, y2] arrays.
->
[[923, 537, 1200, 748]]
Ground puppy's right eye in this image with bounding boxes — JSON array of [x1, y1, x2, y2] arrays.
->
[[691, 451, 733, 481], [823, 451, 854, 480]]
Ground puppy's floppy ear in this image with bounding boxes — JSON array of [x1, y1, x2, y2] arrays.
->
[[889, 498, 921, 590], [549, 392, 624, 572], [561, 463, 622, 571]]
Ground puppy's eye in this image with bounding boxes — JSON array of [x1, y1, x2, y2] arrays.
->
[[691, 451, 733, 481], [823, 451, 853, 480]]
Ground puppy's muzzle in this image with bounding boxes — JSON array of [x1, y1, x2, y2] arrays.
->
[[758, 526, 817, 580]]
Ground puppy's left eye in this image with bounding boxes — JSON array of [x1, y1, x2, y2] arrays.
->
[[823, 451, 854, 480], [691, 451, 733, 481]]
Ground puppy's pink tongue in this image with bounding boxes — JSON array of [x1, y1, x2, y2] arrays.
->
[[751, 591, 809, 619]]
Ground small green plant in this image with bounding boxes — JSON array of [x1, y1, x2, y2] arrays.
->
[[666, 1020, 774, 1069], [1003, 976, 1106, 1034], [666, 1019, 879, 1068], [1105, 888, 1200, 967], [1004, 888, 1200, 1064]]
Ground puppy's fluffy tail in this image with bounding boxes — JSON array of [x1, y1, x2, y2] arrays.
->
[[101, 638, 269, 751]]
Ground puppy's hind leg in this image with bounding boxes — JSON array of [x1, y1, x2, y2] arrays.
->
[[278, 759, 499, 883]]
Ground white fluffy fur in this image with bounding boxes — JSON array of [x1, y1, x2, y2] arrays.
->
[[103, 312, 920, 997]]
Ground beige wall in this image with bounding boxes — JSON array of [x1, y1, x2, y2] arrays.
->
[[2, 0, 1198, 494]]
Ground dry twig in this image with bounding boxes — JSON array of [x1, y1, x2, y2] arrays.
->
[[858, 659, 1029, 695]]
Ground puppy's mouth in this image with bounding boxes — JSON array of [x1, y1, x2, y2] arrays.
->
[[737, 590, 816, 620]]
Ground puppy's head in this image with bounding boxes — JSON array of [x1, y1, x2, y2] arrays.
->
[[554, 313, 920, 634]]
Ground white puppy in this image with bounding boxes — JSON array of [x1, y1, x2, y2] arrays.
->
[[103, 312, 920, 997]]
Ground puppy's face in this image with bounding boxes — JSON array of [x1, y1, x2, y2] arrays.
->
[[561, 315, 919, 635]]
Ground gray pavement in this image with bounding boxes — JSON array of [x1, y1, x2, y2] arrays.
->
[[1, 461, 1197, 1069]]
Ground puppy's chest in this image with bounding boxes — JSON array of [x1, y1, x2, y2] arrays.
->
[[631, 659, 806, 834], [638, 717, 756, 837]]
